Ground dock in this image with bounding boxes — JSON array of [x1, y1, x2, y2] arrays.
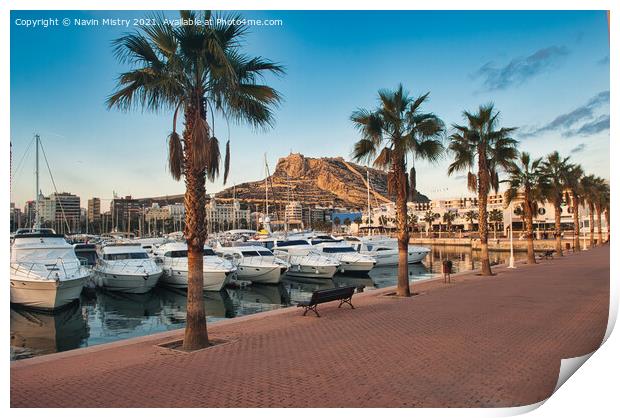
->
[[11, 246, 609, 408]]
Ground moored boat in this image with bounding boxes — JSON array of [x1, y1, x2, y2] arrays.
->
[[94, 243, 162, 293], [215, 245, 289, 284], [153, 242, 236, 291], [10, 229, 89, 310]]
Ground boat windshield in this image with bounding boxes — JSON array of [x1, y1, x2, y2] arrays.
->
[[310, 239, 339, 245], [279, 240, 308, 247], [241, 250, 273, 257], [322, 247, 355, 253], [103, 252, 149, 260], [164, 249, 217, 258]]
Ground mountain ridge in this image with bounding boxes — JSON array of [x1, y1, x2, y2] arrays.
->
[[215, 153, 430, 209]]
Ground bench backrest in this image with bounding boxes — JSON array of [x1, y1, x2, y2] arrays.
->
[[309, 286, 355, 304]]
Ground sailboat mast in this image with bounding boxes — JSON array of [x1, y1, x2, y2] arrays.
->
[[233, 183, 237, 230], [264, 153, 268, 219], [366, 167, 371, 237], [34, 134, 40, 229], [284, 171, 290, 237]]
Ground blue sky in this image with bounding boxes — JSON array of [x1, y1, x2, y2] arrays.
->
[[10, 10, 610, 209]]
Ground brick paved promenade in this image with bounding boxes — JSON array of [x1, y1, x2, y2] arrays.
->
[[11, 246, 609, 408]]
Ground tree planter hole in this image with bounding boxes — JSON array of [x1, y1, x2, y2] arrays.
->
[[157, 338, 231, 353]]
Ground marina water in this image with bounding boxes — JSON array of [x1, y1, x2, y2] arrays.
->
[[11, 245, 525, 360]]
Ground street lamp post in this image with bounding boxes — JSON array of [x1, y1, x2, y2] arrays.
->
[[508, 202, 516, 269]]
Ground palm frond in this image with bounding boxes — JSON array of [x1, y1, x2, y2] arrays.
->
[[168, 131, 183, 180], [205, 136, 221, 182], [352, 138, 378, 164], [223, 140, 231, 185], [373, 147, 393, 170], [467, 172, 477, 192]]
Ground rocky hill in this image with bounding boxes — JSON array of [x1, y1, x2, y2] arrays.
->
[[216, 153, 429, 210]]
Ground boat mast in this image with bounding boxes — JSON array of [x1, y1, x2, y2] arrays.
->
[[366, 167, 371, 237], [264, 153, 268, 220], [233, 183, 237, 230], [34, 134, 40, 229], [284, 171, 290, 238]]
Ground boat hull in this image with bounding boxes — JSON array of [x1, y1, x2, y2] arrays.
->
[[236, 265, 286, 284], [362, 249, 429, 266], [160, 268, 232, 291], [96, 270, 162, 294], [337, 260, 376, 274], [10, 276, 86, 310], [286, 264, 338, 279]]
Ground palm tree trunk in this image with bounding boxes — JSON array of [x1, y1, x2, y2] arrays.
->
[[588, 202, 595, 247], [394, 160, 410, 297], [596, 204, 603, 245], [524, 197, 536, 264], [554, 202, 563, 256], [477, 149, 492, 276], [182, 103, 209, 351], [572, 195, 581, 251], [605, 209, 610, 242]]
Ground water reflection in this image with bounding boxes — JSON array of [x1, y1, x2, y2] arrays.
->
[[158, 288, 235, 323], [10, 302, 88, 360], [227, 283, 290, 316], [11, 245, 526, 360]]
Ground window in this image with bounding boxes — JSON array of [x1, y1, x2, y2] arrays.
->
[[242, 251, 261, 257], [104, 252, 149, 260], [258, 250, 273, 256], [279, 240, 308, 246], [323, 247, 355, 253]]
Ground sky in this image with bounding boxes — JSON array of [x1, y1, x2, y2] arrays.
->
[[10, 10, 610, 210]]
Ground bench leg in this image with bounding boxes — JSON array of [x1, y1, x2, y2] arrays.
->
[[303, 305, 320, 317], [338, 297, 355, 309]]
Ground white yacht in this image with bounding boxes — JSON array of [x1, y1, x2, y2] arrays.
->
[[94, 244, 163, 293], [311, 240, 377, 274], [10, 229, 90, 310], [215, 245, 289, 284], [132, 237, 168, 254], [153, 242, 235, 291], [259, 238, 340, 279], [345, 236, 430, 266]]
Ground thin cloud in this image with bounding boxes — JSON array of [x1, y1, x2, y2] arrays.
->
[[563, 114, 610, 137], [570, 143, 586, 154], [474, 46, 568, 90], [521, 91, 609, 138]]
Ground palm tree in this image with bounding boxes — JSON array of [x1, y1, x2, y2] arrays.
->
[[488, 209, 503, 239], [580, 175, 604, 247], [504, 152, 547, 264], [407, 213, 419, 232], [344, 218, 352, 230], [539, 152, 571, 256], [464, 210, 478, 232], [595, 180, 610, 244], [447, 104, 518, 275], [442, 211, 457, 235], [353, 216, 362, 232], [564, 164, 585, 251], [423, 210, 440, 237], [107, 11, 283, 350], [351, 85, 444, 297]]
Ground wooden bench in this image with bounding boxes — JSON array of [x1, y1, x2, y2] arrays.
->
[[297, 286, 356, 317]]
